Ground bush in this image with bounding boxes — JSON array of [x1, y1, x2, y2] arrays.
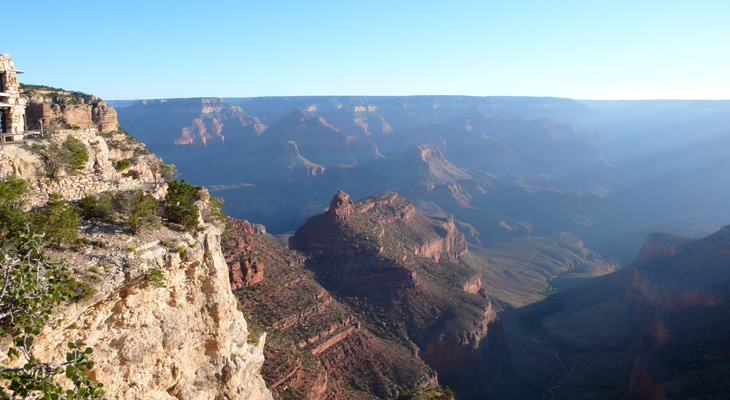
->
[[0, 174, 29, 239], [206, 195, 226, 225], [164, 180, 200, 231], [78, 192, 114, 222], [31, 194, 79, 245], [61, 136, 89, 171], [30, 136, 89, 177], [128, 191, 161, 233], [141, 267, 166, 289], [115, 159, 131, 171]]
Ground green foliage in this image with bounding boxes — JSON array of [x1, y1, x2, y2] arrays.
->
[[31, 194, 79, 245], [0, 228, 104, 399], [78, 193, 114, 222], [128, 191, 161, 233], [153, 161, 178, 182], [248, 330, 260, 345], [0, 175, 29, 240], [164, 180, 200, 231], [114, 159, 131, 171], [61, 137, 89, 171], [141, 267, 166, 289], [175, 245, 185, 254], [392, 386, 455, 400], [30, 136, 89, 177], [206, 196, 226, 225]]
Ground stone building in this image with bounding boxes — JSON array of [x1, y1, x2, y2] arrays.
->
[[0, 54, 26, 143]]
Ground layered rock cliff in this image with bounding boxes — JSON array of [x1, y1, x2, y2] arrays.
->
[[21, 84, 119, 132], [225, 218, 436, 399], [290, 191, 493, 397]]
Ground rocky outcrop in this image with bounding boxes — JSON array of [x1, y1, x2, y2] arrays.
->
[[22, 85, 119, 132], [0, 194, 272, 399], [225, 219, 265, 288], [0, 128, 163, 207], [290, 191, 494, 398], [636, 232, 692, 261], [225, 217, 436, 400]]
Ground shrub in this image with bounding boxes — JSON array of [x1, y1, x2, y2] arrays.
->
[[61, 136, 89, 171], [31, 194, 79, 245], [164, 180, 199, 231], [0, 174, 29, 239], [128, 191, 161, 233], [206, 195, 226, 225], [30, 136, 89, 177], [115, 159, 131, 171], [78, 192, 114, 222], [141, 267, 166, 289]]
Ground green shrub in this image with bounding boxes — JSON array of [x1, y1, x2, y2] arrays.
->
[[31, 194, 79, 245], [164, 180, 200, 231], [115, 159, 131, 171], [78, 192, 114, 222], [176, 245, 185, 254], [128, 191, 161, 233], [248, 330, 260, 345], [141, 267, 166, 289], [61, 136, 88, 171], [30, 136, 89, 177], [0, 174, 29, 239], [206, 195, 226, 224]]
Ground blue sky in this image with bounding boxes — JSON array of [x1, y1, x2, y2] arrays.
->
[[5, 0, 729, 100]]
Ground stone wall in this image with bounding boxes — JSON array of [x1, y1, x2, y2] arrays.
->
[[0, 54, 27, 134]]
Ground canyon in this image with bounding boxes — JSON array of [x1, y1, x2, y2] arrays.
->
[[2, 74, 729, 399]]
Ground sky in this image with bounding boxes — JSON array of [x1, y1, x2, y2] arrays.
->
[[4, 0, 730, 100]]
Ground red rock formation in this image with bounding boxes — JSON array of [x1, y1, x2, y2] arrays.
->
[[628, 268, 720, 311], [327, 190, 354, 219], [636, 232, 692, 261], [224, 216, 437, 400], [225, 219, 264, 288]]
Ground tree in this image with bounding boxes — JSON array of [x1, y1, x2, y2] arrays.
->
[[0, 228, 104, 399], [0, 175, 29, 240], [31, 194, 79, 245], [164, 180, 199, 231], [128, 191, 161, 233]]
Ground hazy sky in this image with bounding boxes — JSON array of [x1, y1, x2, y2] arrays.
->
[[5, 0, 729, 100]]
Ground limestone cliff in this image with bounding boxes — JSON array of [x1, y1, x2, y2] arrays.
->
[[21, 84, 119, 132], [0, 128, 273, 399], [26, 213, 272, 400]]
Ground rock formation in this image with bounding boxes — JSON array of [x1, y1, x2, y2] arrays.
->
[[225, 218, 265, 288], [636, 232, 693, 261], [225, 218, 436, 399], [289, 191, 495, 397], [0, 127, 163, 207], [22, 85, 119, 132]]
